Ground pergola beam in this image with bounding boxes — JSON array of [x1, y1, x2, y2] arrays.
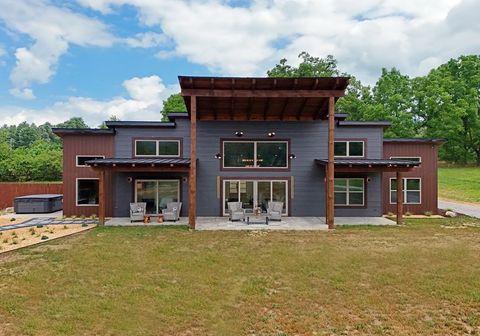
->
[[189, 96, 197, 229], [181, 89, 345, 98], [396, 171, 403, 225], [326, 96, 335, 229]]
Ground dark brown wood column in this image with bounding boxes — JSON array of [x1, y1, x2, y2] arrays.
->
[[326, 96, 335, 229], [188, 96, 197, 229], [98, 169, 106, 225], [396, 171, 403, 225]]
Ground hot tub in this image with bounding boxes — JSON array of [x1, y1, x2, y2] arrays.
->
[[14, 194, 63, 214]]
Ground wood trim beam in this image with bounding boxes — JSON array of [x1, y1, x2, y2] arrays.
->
[[98, 170, 106, 225], [189, 96, 197, 229], [396, 171, 403, 225], [326, 96, 335, 229], [181, 89, 345, 98]]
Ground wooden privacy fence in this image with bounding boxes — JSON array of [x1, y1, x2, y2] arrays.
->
[[0, 183, 63, 209]]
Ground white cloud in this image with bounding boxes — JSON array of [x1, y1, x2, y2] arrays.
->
[[0, 0, 115, 97], [76, 0, 477, 84], [123, 32, 168, 48], [0, 75, 179, 127], [9, 88, 36, 100]]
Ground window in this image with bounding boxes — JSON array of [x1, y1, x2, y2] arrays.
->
[[223, 141, 288, 168], [76, 179, 99, 206], [334, 141, 364, 157], [76, 155, 105, 167], [135, 140, 180, 157], [334, 178, 364, 206], [390, 178, 421, 204], [390, 157, 421, 163]]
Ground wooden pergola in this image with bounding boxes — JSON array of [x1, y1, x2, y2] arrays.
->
[[179, 76, 349, 229]]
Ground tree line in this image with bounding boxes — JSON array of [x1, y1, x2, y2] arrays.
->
[[0, 53, 478, 182]]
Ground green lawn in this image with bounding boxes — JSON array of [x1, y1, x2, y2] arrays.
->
[[439, 167, 480, 203], [1, 219, 480, 335]]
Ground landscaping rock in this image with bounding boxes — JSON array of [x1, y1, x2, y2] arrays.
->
[[445, 211, 457, 217]]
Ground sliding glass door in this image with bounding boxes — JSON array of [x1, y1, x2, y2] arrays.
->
[[135, 180, 180, 215], [223, 180, 288, 216]]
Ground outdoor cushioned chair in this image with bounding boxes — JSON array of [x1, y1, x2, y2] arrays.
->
[[162, 202, 182, 222], [227, 202, 245, 221], [267, 201, 283, 221], [130, 202, 146, 223]]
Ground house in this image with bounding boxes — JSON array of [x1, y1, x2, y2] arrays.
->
[[52, 76, 446, 228]]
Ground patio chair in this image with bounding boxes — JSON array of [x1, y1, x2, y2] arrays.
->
[[227, 202, 245, 221], [267, 201, 283, 221], [162, 202, 182, 222], [130, 202, 146, 223]]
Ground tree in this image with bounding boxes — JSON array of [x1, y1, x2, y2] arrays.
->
[[267, 52, 340, 77], [161, 93, 187, 120], [56, 117, 88, 129], [415, 55, 480, 164]]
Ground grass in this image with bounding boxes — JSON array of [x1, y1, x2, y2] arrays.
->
[[1, 219, 480, 335], [438, 167, 480, 203]]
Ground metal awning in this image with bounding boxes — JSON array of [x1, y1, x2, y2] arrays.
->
[[315, 158, 420, 172], [85, 158, 191, 172]]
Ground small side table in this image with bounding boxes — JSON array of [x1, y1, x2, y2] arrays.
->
[[157, 215, 164, 224], [143, 215, 150, 224]]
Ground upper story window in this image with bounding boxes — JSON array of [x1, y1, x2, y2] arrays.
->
[[334, 141, 364, 157], [76, 155, 105, 167], [134, 140, 180, 157], [223, 141, 288, 169]]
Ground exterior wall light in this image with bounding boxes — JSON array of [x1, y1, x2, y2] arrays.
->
[[235, 131, 244, 137], [214, 153, 222, 159], [289, 154, 296, 159], [268, 132, 276, 137]]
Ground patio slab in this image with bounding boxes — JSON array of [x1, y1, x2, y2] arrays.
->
[[105, 216, 395, 230]]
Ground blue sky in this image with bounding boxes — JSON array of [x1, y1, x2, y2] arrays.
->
[[0, 0, 478, 127]]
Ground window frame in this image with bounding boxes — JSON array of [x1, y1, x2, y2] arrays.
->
[[134, 139, 181, 158], [334, 178, 365, 207], [76, 155, 105, 168], [389, 177, 422, 204], [222, 140, 289, 170], [334, 140, 365, 158], [75, 178, 99, 207], [221, 178, 289, 216]]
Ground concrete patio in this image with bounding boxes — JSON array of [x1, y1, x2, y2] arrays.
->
[[105, 216, 395, 230]]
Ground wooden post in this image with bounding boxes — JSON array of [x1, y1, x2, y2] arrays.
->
[[188, 96, 197, 229], [396, 171, 403, 225], [326, 96, 335, 229], [98, 169, 105, 226]]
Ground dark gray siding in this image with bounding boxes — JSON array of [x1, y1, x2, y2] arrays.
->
[[109, 119, 385, 218], [112, 120, 191, 217], [196, 121, 384, 217]]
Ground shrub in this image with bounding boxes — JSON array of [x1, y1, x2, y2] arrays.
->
[[405, 211, 412, 216], [91, 214, 97, 219], [36, 225, 44, 228], [2, 238, 8, 243], [12, 239, 18, 245], [82, 223, 88, 227], [80, 214, 86, 219], [41, 235, 49, 240], [424, 211, 433, 217], [387, 212, 395, 217], [10, 218, 16, 222], [11, 231, 17, 237], [63, 225, 68, 229]]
